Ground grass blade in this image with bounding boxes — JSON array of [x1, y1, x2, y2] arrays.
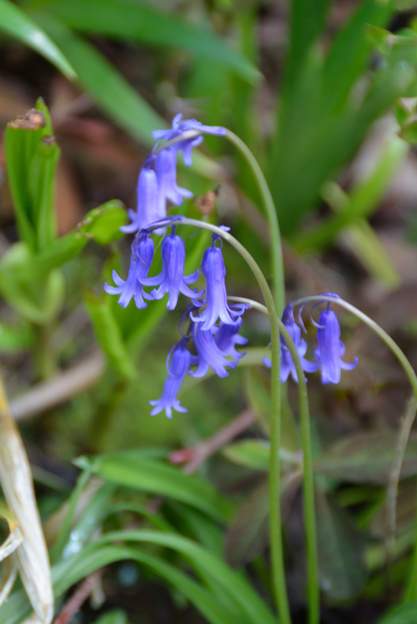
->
[[0, 0, 74, 79], [29, 0, 258, 82]]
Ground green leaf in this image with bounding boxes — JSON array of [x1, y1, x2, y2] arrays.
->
[[75, 450, 232, 522], [79, 199, 127, 244], [0, 243, 64, 322], [269, 2, 411, 236], [222, 440, 269, 471], [379, 602, 417, 624], [97, 530, 276, 624], [316, 432, 417, 484], [5, 99, 60, 251], [30, 0, 258, 82], [0, 544, 235, 624], [316, 492, 367, 601], [0, 0, 75, 78], [93, 611, 128, 624], [225, 480, 269, 566], [85, 293, 136, 380], [295, 137, 407, 252], [0, 322, 34, 353], [283, 0, 330, 90], [29, 13, 162, 144]]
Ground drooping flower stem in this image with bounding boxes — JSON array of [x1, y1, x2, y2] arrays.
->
[[230, 295, 319, 624], [147, 217, 291, 624], [224, 130, 285, 315], [293, 294, 417, 602]]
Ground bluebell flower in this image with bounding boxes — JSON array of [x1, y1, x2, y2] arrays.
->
[[153, 114, 226, 166], [190, 323, 235, 379], [214, 319, 247, 362], [150, 338, 193, 418], [121, 165, 161, 233], [315, 307, 358, 384], [143, 228, 201, 310], [155, 147, 192, 206], [191, 239, 245, 330], [104, 232, 154, 309], [190, 318, 247, 378], [264, 305, 316, 383]]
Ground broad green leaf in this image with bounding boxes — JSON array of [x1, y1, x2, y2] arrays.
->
[[85, 293, 136, 380], [30, 0, 258, 82], [29, 13, 162, 144], [316, 432, 417, 484], [75, 451, 232, 522], [316, 492, 367, 601], [0, 0, 74, 78]]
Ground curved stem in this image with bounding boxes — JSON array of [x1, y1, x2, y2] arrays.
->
[[293, 294, 417, 601], [231, 295, 319, 624], [149, 218, 291, 623], [224, 130, 285, 314]]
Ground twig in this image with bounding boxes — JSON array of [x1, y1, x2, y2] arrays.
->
[[10, 352, 104, 422], [170, 409, 255, 474], [54, 571, 101, 624]]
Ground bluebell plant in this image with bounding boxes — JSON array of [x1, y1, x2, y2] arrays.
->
[[104, 115, 358, 419], [102, 115, 408, 624]]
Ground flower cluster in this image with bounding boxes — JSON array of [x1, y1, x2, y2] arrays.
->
[[105, 116, 248, 418], [121, 114, 225, 234], [104, 115, 358, 418], [264, 300, 358, 385]]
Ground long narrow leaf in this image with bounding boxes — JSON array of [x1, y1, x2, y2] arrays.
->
[[0, 0, 74, 78], [75, 451, 232, 522], [29, 13, 162, 144], [28, 0, 258, 82]]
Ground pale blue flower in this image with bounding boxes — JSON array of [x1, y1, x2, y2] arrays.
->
[[315, 307, 358, 384]]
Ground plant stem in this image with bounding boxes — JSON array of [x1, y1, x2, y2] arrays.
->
[[293, 293, 417, 602], [232, 295, 319, 624], [149, 218, 291, 624], [224, 130, 285, 314]]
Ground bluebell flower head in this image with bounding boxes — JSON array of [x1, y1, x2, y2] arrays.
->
[[104, 232, 155, 309], [153, 114, 226, 166], [143, 227, 201, 310], [190, 322, 236, 379], [315, 307, 358, 384], [191, 238, 245, 331], [150, 338, 192, 419], [155, 147, 192, 206], [214, 319, 247, 362], [264, 304, 317, 383], [121, 165, 160, 234]]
